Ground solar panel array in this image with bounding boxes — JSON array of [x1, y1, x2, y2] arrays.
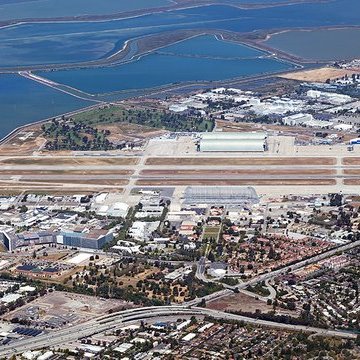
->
[[14, 327, 42, 337]]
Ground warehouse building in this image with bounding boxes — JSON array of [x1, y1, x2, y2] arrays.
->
[[283, 113, 313, 126], [199, 132, 267, 152]]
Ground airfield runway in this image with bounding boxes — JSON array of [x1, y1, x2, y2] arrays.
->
[[0, 154, 359, 196]]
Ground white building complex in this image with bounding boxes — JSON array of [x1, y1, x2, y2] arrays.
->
[[283, 113, 314, 126], [199, 132, 267, 152]]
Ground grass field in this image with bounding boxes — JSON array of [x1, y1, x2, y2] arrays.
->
[[203, 226, 221, 240], [72, 104, 214, 133]]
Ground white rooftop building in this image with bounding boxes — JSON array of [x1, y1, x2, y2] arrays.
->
[[129, 221, 159, 241], [306, 90, 352, 105], [199, 132, 267, 152], [283, 113, 313, 126]]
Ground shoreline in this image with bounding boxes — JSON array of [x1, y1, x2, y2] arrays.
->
[[257, 26, 360, 62], [0, 103, 104, 147], [261, 25, 360, 42], [20, 31, 300, 99], [0, 25, 316, 75], [0, 63, 306, 146], [0, 0, 332, 29], [1, 21, 356, 74]]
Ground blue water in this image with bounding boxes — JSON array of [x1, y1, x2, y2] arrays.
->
[[0, 0, 172, 21], [266, 28, 360, 61], [0, 0, 325, 22], [1, 0, 360, 136], [0, 74, 92, 139], [159, 35, 264, 58], [1, 1, 360, 67], [37, 36, 291, 95]]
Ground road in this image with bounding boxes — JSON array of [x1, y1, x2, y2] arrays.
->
[[196, 256, 208, 283], [0, 305, 356, 357], [189, 239, 360, 306]]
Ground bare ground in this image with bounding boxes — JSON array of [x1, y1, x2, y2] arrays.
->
[[0, 157, 138, 166], [344, 179, 360, 185], [207, 292, 296, 316], [141, 169, 336, 176], [343, 157, 360, 165], [136, 179, 336, 186], [343, 169, 360, 175], [145, 157, 336, 166], [0, 170, 133, 176], [279, 67, 360, 83]]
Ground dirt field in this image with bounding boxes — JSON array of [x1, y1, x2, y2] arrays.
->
[[343, 157, 360, 165], [0, 170, 133, 176], [207, 292, 295, 316], [136, 179, 336, 186], [145, 157, 336, 166], [0, 189, 24, 196], [4, 291, 133, 325], [279, 67, 360, 83], [343, 169, 360, 175], [0, 157, 138, 166], [344, 179, 360, 185], [96, 123, 167, 142], [118, 268, 161, 288], [141, 169, 336, 176], [0, 183, 123, 193], [0, 125, 45, 155], [21, 179, 129, 186], [22, 190, 107, 196]]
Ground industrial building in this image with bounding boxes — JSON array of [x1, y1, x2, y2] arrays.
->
[[198, 132, 267, 152], [1, 232, 56, 252], [283, 113, 313, 126], [58, 230, 113, 250], [183, 186, 259, 205], [2, 229, 113, 251], [283, 113, 333, 128], [349, 137, 360, 145]]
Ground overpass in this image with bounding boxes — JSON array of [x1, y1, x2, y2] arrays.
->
[[0, 305, 356, 357]]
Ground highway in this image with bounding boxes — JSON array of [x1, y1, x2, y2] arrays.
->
[[0, 305, 356, 357]]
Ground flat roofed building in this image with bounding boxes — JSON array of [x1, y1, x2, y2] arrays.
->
[[60, 229, 113, 250], [199, 132, 267, 152], [183, 186, 259, 205], [2, 231, 57, 251], [201, 132, 266, 140], [200, 139, 265, 152], [283, 113, 313, 126]]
